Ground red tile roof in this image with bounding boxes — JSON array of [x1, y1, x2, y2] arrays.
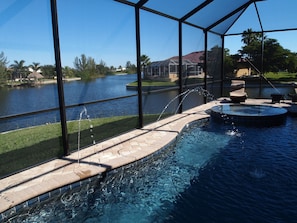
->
[[169, 51, 204, 63]]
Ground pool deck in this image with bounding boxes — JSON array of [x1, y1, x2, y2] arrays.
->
[[0, 98, 293, 219]]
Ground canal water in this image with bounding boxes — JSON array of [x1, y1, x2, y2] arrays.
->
[[0, 74, 294, 132], [0, 74, 203, 132]]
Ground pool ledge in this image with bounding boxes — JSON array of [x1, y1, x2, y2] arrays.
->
[[0, 98, 291, 218]]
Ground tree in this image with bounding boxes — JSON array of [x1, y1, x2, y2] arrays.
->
[[29, 62, 41, 72], [224, 49, 238, 77], [0, 51, 8, 83], [263, 38, 287, 72], [240, 29, 263, 62], [63, 66, 75, 77], [239, 28, 297, 73], [239, 28, 266, 73], [73, 54, 92, 79], [27, 62, 44, 83], [87, 57, 96, 75], [207, 45, 223, 79], [286, 52, 297, 73], [73, 54, 109, 79], [74, 54, 89, 72], [96, 59, 108, 75], [126, 61, 132, 69], [241, 28, 262, 47], [41, 65, 56, 79], [10, 60, 27, 81], [140, 54, 151, 76], [140, 54, 151, 67], [125, 61, 136, 74], [140, 54, 150, 68]]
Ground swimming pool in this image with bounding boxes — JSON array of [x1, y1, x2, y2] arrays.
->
[[11, 117, 297, 222]]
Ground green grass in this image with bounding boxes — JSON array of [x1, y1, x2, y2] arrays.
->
[[264, 72, 297, 82], [0, 114, 160, 177], [127, 77, 204, 88], [127, 80, 176, 87]]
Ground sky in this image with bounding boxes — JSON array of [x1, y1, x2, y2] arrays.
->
[[0, 0, 297, 68]]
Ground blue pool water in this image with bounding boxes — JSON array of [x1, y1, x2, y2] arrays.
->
[[12, 117, 297, 223]]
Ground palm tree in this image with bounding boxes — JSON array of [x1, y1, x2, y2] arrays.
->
[[141, 54, 151, 67], [10, 60, 26, 81], [29, 62, 41, 72], [140, 54, 151, 76], [28, 62, 44, 83], [241, 28, 262, 46], [241, 28, 266, 72]]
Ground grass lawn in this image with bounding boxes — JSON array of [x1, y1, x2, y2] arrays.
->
[[0, 114, 160, 178], [127, 77, 204, 88], [264, 72, 297, 82], [127, 79, 176, 87]]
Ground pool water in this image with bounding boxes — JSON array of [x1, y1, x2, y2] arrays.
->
[[164, 117, 297, 223], [13, 117, 297, 223]]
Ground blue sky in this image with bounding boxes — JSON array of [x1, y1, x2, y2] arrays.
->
[[0, 0, 297, 68], [225, 0, 297, 55]]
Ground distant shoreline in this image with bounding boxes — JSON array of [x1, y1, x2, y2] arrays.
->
[[43, 77, 82, 84], [6, 77, 81, 88]]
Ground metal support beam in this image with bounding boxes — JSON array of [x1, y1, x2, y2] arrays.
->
[[180, 0, 213, 22], [221, 35, 224, 96], [259, 31, 265, 97], [255, 1, 264, 96], [225, 27, 297, 37], [203, 30, 208, 104], [206, 0, 254, 32], [136, 0, 148, 8], [224, 8, 247, 35], [50, 0, 69, 156], [178, 21, 183, 114], [254, 1, 263, 32], [135, 5, 143, 128]]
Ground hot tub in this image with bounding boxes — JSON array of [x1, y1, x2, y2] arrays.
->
[[210, 104, 288, 126]]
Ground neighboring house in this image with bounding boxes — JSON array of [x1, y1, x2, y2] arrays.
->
[[28, 69, 44, 86], [144, 51, 204, 82], [28, 71, 44, 80], [115, 67, 126, 72], [236, 68, 251, 77], [234, 58, 252, 77]]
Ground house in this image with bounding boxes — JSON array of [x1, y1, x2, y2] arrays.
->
[[28, 71, 44, 80], [236, 68, 251, 77], [234, 58, 253, 77], [144, 51, 204, 82]]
